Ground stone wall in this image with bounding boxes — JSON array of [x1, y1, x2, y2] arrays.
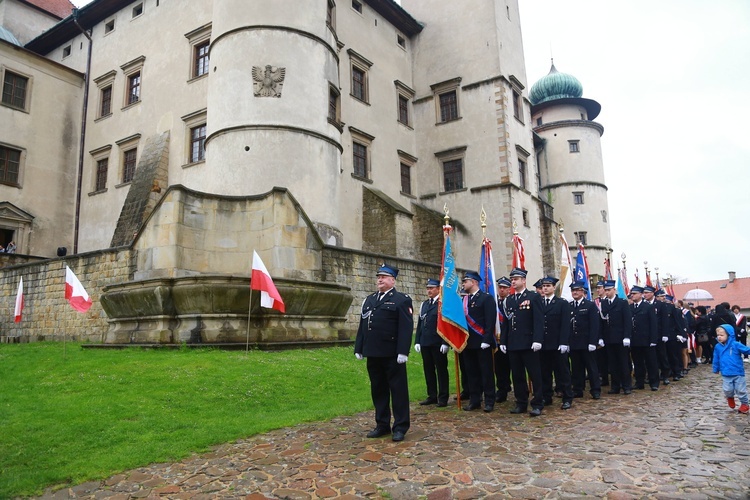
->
[[322, 246, 444, 330], [0, 248, 135, 342]]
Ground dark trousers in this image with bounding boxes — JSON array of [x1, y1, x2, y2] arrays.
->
[[570, 348, 601, 395], [462, 348, 495, 406], [420, 345, 449, 404], [597, 346, 610, 385], [630, 345, 659, 387], [457, 351, 469, 395], [656, 340, 671, 378], [366, 356, 410, 433], [509, 349, 543, 409], [667, 339, 683, 376], [494, 349, 512, 398], [607, 343, 632, 392], [540, 349, 573, 403]]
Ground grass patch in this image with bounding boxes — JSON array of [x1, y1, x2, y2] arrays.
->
[[0, 343, 441, 497]]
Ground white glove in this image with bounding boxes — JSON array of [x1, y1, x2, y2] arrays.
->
[[677, 335, 685, 343], [588, 344, 596, 352], [661, 336, 668, 343], [440, 344, 449, 354], [623, 338, 630, 347], [650, 343, 657, 347], [499, 345, 507, 354], [397, 354, 408, 364], [531, 342, 542, 352], [480, 342, 490, 350], [598, 339, 605, 347], [414, 344, 421, 353], [355, 353, 363, 360], [558, 345, 569, 354]]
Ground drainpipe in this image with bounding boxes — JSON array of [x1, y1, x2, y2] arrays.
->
[[72, 8, 92, 255]]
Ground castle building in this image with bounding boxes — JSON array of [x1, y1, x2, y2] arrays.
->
[[0, 0, 613, 342]]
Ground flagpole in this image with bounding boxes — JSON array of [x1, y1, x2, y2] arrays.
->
[[444, 205, 462, 410], [246, 287, 252, 355]]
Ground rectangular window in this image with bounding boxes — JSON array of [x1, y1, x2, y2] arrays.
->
[[63, 45, 71, 58], [328, 87, 339, 123], [400, 162, 411, 195], [2, 71, 28, 110], [569, 140, 580, 153], [105, 19, 115, 33], [573, 191, 584, 205], [536, 117, 542, 126], [326, 0, 335, 30], [127, 72, 141, 104], [352, 66, 366, 102], [575, 231, 587, 246], [522, 209, 530, 227], [95, 158, 108, 191], [0, 146, 21, 185], [100, 86, 112, 117], [513, 89, 522, 121], [122, 148, 137, 183], [353, 142, 368, 179], [398, 95, 409, 125], [518, 159, 527, 190], [443, 158, 463, 192], [439, 90, 458, 122], [352, 0, 362, 13], [190, 124, 206, 163], [397, 34, 406, 49], [132, 3, 143, 17], [194, 41, 210, 77]]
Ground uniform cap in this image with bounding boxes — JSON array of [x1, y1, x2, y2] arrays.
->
[[376, 264, 399, 277], [509, 267, 528, 278], [570, 281, 587, 290], [540, 276, 559, 286], [630, 285, 644, 294], [462, 271, 481, 282], [604, 280, 617, 289], [496, 276, 511, 287], [426, 278, 440, 287]]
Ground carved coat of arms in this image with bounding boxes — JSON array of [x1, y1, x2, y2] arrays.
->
[[252, 65, 286, 98]]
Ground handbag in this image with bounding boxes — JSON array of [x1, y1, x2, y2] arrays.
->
[[697, 332, 709, 344]]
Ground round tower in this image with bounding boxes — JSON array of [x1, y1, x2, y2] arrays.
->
[[199, 1, 343, 234], [531, 62, 612, 277]]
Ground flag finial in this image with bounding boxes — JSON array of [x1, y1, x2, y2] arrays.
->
[[512, 219, 518, 235], [480, 206, 487, 237]]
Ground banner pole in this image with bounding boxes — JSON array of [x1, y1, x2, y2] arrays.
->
[[246, 288, 252, 355]]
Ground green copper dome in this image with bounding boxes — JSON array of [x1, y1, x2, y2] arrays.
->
[[530, 62, 583, 105]]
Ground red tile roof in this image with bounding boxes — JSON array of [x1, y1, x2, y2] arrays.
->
[[672, 276, 750, 309], [23, 0, 75, 19]]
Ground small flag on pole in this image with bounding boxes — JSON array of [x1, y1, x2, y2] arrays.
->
[[437, 224, 469, 352], [575, 244, 591, 300], [559, 229, 573, 301], [251, 251, 285, 313], [479, 236, 501, 337], [14, 277, 23, 322], [65, 266, 92, 313], [512, 232, 526, 270]]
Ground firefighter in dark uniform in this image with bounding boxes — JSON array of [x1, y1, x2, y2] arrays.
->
[[601, 280, 633, 394], [499, 267, 545, 417], [629, 286, 660, 390], [460, 271, 498, 412], [568, 281, 602, 399], [354, 264, 413, 442], [414, 278, 450, 407], [664, 294, 688, 379], [644, 286, 671, 385], [594, 280, 610, 387], [538, 276, 574, 409], [494, 276, 513, 403]]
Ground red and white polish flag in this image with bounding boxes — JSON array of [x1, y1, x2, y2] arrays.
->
[[14, 277, 23, 323], [251, 251, 285, 313], [65, 266, 93, 313]]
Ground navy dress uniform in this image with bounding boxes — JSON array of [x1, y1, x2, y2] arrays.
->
[[354, 265, 414, 441], [538, 276, 574, 409], [644, 286, 672, 385], [494, 276, 513, 403], [664, 295, 688, 380], [460, 271, 498, 412], [501, 268, 545, 416], [568, 281, 602, 399], [415, 278, 449, 407], [600, 280, 633, 394], [629, 286, 660, 390]]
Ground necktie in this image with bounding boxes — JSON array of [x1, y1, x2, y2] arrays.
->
[[635, 302, 639, 309], [546, 298, 550, 306], [575, 301, 580, 310], [377, 292, 383, 301]]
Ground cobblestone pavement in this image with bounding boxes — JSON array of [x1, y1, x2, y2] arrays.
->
[[38, 364, 750, 499]]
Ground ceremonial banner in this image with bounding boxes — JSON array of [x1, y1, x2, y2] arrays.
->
[[575, 244, 591, 300], [559, 231, 573, 301], [251, 251, 286, 313], [617, 270, 628, 299], [479, 237, 501, 338], [512, 233, 525, 270], [437, 227, 468, 352], [619, 265, 630, 296]]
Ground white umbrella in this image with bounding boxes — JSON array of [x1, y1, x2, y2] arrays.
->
[[683, 288, 714, 301]]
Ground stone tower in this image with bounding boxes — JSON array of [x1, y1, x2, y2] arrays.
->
[[530, 62, 612, 276]]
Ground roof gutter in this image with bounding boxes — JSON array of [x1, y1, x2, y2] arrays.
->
[[72, 8, 92, 254]]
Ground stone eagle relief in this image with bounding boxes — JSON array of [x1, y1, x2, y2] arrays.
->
[[252, 65, 286, 97]]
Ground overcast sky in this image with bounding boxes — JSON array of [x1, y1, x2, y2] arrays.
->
[[69, 0, 750, 283]]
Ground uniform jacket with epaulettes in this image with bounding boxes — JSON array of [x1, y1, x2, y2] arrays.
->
[[415, 297, 442, 347], [501, 289, 544, 351], [355, 288, 413, 357], [600, 296, 633, 345], [540, 295, 571, 350], [569, 297, 600, 350], [630, 300, 658, 347], [463, 290, 497, 349]]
